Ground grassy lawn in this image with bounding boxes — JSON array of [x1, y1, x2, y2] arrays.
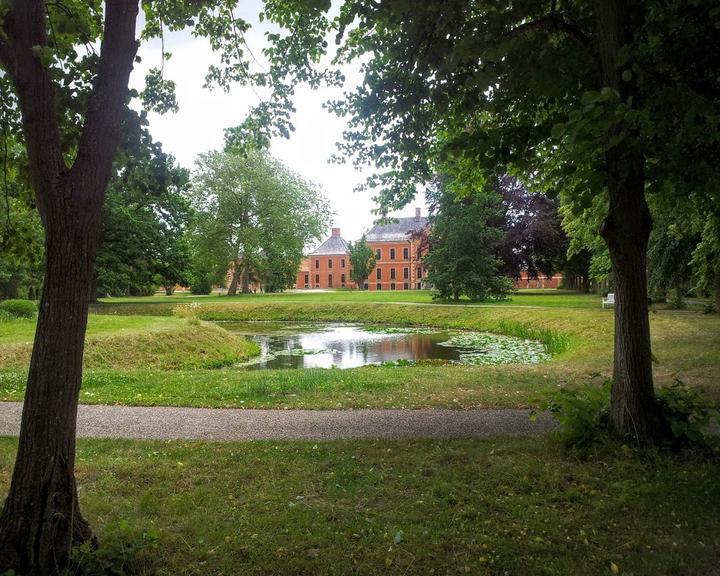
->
[[100, 288, 609, 309], [0, 436, 717, 575], [0, 296, 718, 409]]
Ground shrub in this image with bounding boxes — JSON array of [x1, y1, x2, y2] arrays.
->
[[190, 275, 213, 295], [657, 380, 720, 447], [539, 380, 719, 450], [0, 299, 38, 318], [538, 381, 611, 449]]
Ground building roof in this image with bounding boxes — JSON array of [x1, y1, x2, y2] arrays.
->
[[310, 233, 349, 256], [366, 217, 428, 242]]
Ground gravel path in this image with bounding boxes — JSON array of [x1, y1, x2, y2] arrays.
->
[[0, 402, 556, 441]]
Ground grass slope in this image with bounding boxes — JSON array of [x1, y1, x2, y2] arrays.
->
[[0, 436, 717, 575], [0, 316, 259, 370]]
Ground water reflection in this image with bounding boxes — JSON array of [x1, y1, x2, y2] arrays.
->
[[222, 323, 460, 370]]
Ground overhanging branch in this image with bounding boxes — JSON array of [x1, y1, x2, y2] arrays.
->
[[506, 11, 595, 58], [70, 0, 139, 205]]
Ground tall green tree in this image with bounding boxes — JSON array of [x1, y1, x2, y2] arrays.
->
[[347, 235, 376, 289], [95, 111, 192, 298], [234, 0, 720, 441], [424, 176, 514, 301], [189, 150, 330, 294]]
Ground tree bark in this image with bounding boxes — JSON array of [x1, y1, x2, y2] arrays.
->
[[227, 261, 239, 295], [0, 1, 139, 573], [0, 189, 101, 573], [595, 0, 662, 441], [241, 260, 251, 293]]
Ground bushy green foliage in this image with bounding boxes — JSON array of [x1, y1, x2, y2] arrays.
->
[[0, 299, 37, 319], [542, 381, 719, 450], [657, 381, 720, 448], [424, 176, 514, 302], [189, 274, 213, 295], [95, 110, 192, 299], [188, 150, 330, 294], [347, 236, 376, 289], [539, 381, 612, 449]]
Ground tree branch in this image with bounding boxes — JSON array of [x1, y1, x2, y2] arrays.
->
[[70, 0, 139, 206], [506, 11, 595, 58], [1, 0, 64, 218]]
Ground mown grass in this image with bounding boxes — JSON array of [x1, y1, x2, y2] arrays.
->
[[0, 436, 718, 576], [101, 288, 606, 308], [0, 316, 259, 370], [0, 303, 717, 409]]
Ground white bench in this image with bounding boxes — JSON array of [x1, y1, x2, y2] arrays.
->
[[602, 293, 615, 308]]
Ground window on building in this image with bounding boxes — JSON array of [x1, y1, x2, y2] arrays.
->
[[304, 274, 309, 288], [328, 259, 333, 269], [375, 248, 381, 260], [390, 268, 396, 280], [416, 267, 422, 278], [376, 283, 382, 291], [341, 259, 345, 268], [403, 267, 409, 279], [328, 274, 333, 287], [315, 274, 320, 286], [315, 259, 319, 269], [403, 247, 409, 259], [390, 283, 396, 290], [376, 268, 382, 280], [416, 282, 421, 290], [390, 248, 396, 260], [341, 273, 346, 286], [403, 282, 409, 290]]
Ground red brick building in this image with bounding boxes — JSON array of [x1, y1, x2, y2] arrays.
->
[[364, 208, 428, 291], [512, 271, 563, 289], [295, 209, 428, 290], [294, 209, 561, 291], [296, 228, 350, 289]]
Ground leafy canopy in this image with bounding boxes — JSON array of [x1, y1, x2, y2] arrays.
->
[[188, 149, 331, 292]]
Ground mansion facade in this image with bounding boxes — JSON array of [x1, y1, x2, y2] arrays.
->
[[294, 207, 563, 291], [296, 208, 428, 291]]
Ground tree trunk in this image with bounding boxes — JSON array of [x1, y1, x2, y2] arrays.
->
[[227, 261, 239, 295], [0, 184, 102, 573], [87, 273, 99, 303], [241, 260, 251, 294], [0, 1, 139, 572], [595, 0, 662, 441]]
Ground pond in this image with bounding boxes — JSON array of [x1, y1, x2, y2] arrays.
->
[[221, 322, 550, 370]]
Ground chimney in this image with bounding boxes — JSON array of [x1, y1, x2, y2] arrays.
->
[[331, 227, 341, 237], [415, 207, 421, 220]]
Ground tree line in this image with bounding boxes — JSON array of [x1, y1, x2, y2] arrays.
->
[[1, 117, 330, 301]]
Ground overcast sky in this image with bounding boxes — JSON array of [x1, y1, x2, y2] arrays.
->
[[128, 2, 428, 246]]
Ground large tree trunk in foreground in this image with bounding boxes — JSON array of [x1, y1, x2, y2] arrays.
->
[[0, 199, 101, 573], [0, 1, 139, 573], [595, 0, 662, 441]]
